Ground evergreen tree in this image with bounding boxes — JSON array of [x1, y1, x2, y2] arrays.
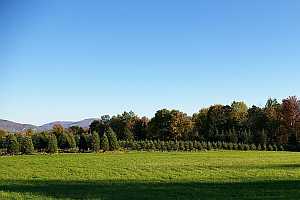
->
[[20, 136, 34, 154], [32, 132, 48, 151], [250, 144, 256, 151], [91, 131, 100, 152], [6, 134, 20, 155], [106, 128, 118, 151], [257, 144, 262, 151], [58, 132, 76, 150], [47, 134, 58, 154], [100, 133, 109, 152], [79, 134, 89, 152]]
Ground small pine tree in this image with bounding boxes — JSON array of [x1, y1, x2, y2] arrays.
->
[[174, 141, 179, 151], [250, 144, 256, 151], [257, 144, 262, 151], [179, 141, 185, 151], [279, 145, 284, 151], [188, 141, 194, 151], [100, 133, 109, 152], [222, 142, 228, 150], [233, 143, 239, 150], [91, 131, 100, 152], [228, 143, 233, 150], [6, 134, 20, 155], [217, 141, 223, 149], [184, 141, 189, 151], [207, 142, 212, 150], [273, 144, 278, 151], [21, 136, 34, 154], [106, 128, 118, 151], [268, 144, 273, 151], [244, 144, 250, 151], [263, 143, 267, 151], [47, 134, 58, 154]]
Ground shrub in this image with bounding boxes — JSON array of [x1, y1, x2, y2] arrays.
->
[[6, 134, 20, 155], [100, 133, 109, 152], [20, 136, 34, 154], [91, 131, 100, 152], [47, 134, 58, 154], [106, 128, 118, 151]]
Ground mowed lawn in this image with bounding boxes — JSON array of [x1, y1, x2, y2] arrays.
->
[[0, 151, 300, 199]]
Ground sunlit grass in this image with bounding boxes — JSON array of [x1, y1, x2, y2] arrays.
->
[[0, 151, 300, 199]]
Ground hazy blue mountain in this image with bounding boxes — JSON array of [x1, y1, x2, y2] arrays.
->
[[0, 118, 98, 132], [0, 119, 37, 132]]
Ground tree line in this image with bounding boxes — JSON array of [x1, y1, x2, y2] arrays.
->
[[89, 96, 300, 145], [0, 96, 299, 155]]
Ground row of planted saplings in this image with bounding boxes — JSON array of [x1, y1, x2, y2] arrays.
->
[[118, 140, 285, 152]]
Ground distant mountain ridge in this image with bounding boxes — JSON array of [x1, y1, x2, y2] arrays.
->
[[0, 118, 98, 132]]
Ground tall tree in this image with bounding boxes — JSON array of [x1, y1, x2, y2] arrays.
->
[[192, 108, 209, 141], [110, 111, 138, 140], [264, 98, 282, 143], [52, 124, 64, 137], [90, 115, 111, 136], [6, 134, 20, 155], [281, 96, 300, 144], [90, 131, 100, 152], [132, 116, 149, 140], [230, 101, 248, 129], [148, 109, 193, 140], [106, 128, 118, 151]]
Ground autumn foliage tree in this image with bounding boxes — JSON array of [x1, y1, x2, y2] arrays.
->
[[281, 96, 300, 144]]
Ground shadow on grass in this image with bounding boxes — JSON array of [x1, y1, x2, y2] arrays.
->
[[1, 180, 300, 199]]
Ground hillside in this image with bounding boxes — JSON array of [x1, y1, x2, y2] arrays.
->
[[0, 118, 97, 132]]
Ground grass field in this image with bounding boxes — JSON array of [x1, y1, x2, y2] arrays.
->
[[0, 151, 300, 199]]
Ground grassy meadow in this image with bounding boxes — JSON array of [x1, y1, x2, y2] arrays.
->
[[0, 151, 300, 199]]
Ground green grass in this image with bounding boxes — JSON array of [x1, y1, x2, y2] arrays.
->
[[0, 151, 300, 199]]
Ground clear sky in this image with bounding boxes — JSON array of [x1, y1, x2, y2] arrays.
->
[[1, 0, 300, 125]]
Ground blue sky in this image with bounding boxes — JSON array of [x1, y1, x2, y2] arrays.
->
[[1, 0, 300, 125]]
